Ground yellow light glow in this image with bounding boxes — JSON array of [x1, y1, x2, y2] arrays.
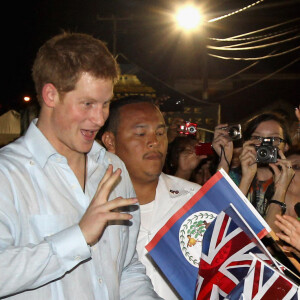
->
[[24, 96, 31, 102], [176, 5, 202, 30]]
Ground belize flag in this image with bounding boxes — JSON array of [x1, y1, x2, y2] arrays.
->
[[145, 169, 271, 300]]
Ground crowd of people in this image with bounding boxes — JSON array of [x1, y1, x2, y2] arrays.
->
[[0, 31, 299, 299]]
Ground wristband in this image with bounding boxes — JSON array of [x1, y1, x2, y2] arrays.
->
[[269, 200, 286, 215]]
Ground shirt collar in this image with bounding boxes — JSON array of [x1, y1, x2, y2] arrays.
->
[[24, 119, 106, 168]]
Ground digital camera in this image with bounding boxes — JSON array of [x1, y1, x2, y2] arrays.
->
[[179, 121, 198, 136], [255, 138, 278, 163], [227, 124, 242, 140]]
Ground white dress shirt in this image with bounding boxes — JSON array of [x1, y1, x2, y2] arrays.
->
[[0, 119, 161, 300], [137, 173, 201, 299]]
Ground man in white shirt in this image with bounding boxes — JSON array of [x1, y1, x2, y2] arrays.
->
[[101, 96, 201, 299], [0, 32, 160, 299]]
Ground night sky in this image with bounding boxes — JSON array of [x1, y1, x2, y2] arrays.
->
[[2, 0, 300, 121]]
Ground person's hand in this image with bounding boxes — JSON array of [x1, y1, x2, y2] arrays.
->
[[167, 117, 185, 144], [212, 124, 233, 157], [269, 150, 295, 196], [295, 105, 300, 122], [239, 140, 257, 180], [238, 140, 257, 195], [178, 147, 206, 173], [212, 124, 233, 172], [275, 214, 300, 255], [79, 165, 138, 246]]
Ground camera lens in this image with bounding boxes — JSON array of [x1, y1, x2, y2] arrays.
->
[[256, 142, 278, 163], [257, 146, 271, 162], [258, 148, 268, 158], [228, 128, 237, 137], [188, 126, 196, 133]]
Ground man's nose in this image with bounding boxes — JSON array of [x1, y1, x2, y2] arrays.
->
[[148, 133, 159, 148], [90, 106, 106, 127]]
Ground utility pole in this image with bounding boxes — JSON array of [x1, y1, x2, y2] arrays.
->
[[97, 15, 132, 56]]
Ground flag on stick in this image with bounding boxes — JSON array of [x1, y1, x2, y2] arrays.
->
[[225, 254, 299, 300], [196, 204, 279, 299], [146, 169, 270, 300]]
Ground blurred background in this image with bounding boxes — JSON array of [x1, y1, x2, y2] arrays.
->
[[1, 0, 299, 144]]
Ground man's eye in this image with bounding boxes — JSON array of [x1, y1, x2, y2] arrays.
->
[[136, 132, 145, 136], [157, 129, 166, 136], [84, 102, 91, 106], [293, 164, 300, 171]]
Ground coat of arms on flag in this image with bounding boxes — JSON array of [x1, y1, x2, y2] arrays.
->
[[179, 211, 217, 267], [146, 169, 271, 300]]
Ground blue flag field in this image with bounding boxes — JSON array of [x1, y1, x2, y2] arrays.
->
[[146, 169, 271, 300]]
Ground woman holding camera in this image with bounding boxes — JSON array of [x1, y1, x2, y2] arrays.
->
[[213, 113, 294, 232]]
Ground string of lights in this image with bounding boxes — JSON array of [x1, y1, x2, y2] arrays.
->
[[210, 28, 299, 48], [212, 49, 276, 85], [207, 35, 300, 51], [208, 0, 265, 23], [209, 26, 299, 42], [215, 17, 300, 41], [208, 44, 300, 60]]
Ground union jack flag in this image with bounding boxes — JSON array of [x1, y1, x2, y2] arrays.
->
[[196, 205, 276, 300], [225, 255, 299, 300]]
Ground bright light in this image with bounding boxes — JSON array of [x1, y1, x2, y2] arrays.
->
[[176, 5, 202, 31], [24, 96, 31, 102]]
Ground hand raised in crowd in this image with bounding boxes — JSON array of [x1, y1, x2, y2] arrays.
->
[[238, 140, 257, 195], [175, 143, 207, 180], [264, 151, 295, 232], [79, 165, 138, 246], [167, 117, 185, 144], [212, 123, 233, 173], [275, 214, 300, 256]]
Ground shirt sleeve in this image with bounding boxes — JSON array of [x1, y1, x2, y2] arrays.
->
[[0, 205, 91, 297]]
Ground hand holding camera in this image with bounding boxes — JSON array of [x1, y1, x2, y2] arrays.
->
[[212, 123, 240, 173], [255, 137, 278, 164], [268, 149, 295, 196]]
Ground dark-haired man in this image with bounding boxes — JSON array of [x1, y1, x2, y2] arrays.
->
[[101, 96, 201, 299], [0, 32, 160, 299]]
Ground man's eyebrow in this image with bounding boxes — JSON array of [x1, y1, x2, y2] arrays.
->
[[157, 124, 166, 129], [134, 124, 147, 128]]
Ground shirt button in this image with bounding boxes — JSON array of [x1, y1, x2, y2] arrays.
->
[[98, 278, 102, 284], [29, 161, 35, 165], [74, 255, 81, 261]]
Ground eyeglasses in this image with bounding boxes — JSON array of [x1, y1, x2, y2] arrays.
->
[[250, 136, 286, 147]]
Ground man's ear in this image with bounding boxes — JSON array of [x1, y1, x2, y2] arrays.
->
[[102, 131, 116, 153], [42, 83, 59, 108]]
